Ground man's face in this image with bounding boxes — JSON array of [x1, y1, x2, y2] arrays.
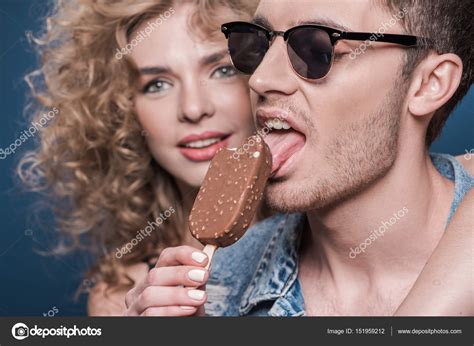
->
[[251, 0, 408, 212]]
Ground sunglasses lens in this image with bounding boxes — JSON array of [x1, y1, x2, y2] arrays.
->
[[226, 25, 269, 74], [287, 27, 333, 79]]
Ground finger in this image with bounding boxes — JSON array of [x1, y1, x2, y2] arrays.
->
[[140, 306, 197, 317], [132, 266, 209, 296], [148, 266, 209, 287], [125, 287, 138, 309], [156, 246, 208, 268], [194, 282, 207, 316], [129, 286, 207, 315]]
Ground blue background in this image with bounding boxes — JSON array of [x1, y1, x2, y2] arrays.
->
[[0, 1, 472, 316]]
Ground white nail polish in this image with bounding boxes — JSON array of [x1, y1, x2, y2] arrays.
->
[[188, 269, 206, 282], [180, 306, 196, 310], [188, 289, 205, 300], [191, 252, 207, 263]]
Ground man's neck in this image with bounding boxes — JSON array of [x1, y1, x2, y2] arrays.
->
[[299, 151, 454, 315]]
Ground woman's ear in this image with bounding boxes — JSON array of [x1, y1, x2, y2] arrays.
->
[[407, 53, 463, 117]]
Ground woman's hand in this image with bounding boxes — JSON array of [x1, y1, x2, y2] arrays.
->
[[124, 246, 210, 316]]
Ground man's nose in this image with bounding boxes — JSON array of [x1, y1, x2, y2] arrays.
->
[[249, 37, 298, 98]]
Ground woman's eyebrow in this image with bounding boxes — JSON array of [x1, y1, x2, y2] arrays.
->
[[137, 50, 228, 75], [199, 50, 229, 66], [138, 66, 170, 75]]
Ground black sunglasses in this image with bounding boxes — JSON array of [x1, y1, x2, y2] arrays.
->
[[221, 21, 431, 80]]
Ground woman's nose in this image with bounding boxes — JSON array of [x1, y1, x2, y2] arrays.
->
[[178, 79, 215, 123]]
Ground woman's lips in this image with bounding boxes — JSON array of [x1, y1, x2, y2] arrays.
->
[[178, 132, 231, 162], [178, 131, 227, 146], [263, 130, 306, 177]]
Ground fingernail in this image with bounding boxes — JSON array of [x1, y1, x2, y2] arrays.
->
[[191, 252, 207, 263], [188, 269, 206, 283], [180, 306, 196, 310], [187, 289, 205, 300]]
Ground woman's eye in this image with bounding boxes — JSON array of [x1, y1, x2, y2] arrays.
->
[[143, 80, 172, 94], [211, 65, 237, 79]]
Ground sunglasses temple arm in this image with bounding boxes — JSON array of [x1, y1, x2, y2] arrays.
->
[[340, 32, 427, 47]]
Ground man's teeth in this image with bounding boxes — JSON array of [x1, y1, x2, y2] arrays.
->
[[184, 137, 222, 148], [264, 118, 291, 130]]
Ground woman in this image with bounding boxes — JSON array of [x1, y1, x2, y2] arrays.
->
[[18, 0, 259, 315], [19, 0, 472, 316]]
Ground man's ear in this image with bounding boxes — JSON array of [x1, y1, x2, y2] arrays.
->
[[408, 53, 463, 116]]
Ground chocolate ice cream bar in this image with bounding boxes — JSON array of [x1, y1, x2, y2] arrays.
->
[[189, 135, 272, 248]]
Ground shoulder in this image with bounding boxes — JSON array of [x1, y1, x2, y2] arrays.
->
[[87, 262, 148, 316], [445, 154, 474, 228], [214, 214, 288, 266], [455, 154, 474, 176], [209, 213, 291, 281], [449, 187, 474, 227], [205, 213, 300, 316]]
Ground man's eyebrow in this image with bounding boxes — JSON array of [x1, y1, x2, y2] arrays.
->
[[297, 18, 352, 32], [251, 15, 351, 32], [251, 15, 273, 30]]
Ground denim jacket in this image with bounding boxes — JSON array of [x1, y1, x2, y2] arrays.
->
[[205, 153, 474, 316]]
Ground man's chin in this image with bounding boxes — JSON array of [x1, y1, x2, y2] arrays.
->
[[264, 179, 326, 213], [264, 170, 364, 213]]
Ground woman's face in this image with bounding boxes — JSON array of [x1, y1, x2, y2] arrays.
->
[[131, 4, 254, 188]]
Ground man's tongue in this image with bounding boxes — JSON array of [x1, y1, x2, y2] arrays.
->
[[263, 130, 305, 173]]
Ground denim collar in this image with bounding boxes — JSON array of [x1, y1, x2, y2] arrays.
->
[[239, 213, 306, 316], [429, 153, 474, 225]]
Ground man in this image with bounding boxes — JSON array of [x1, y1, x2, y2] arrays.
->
[[204, 0, 473, 316], [122, 0, 473, 316]]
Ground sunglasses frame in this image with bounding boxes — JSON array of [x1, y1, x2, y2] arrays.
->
[[221, 21, 431, 80]]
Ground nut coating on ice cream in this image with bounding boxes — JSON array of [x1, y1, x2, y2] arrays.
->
[[189, 135, 272, 247]]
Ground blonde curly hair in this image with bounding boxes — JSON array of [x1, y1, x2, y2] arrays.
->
[[18, 0, 257, 294]]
